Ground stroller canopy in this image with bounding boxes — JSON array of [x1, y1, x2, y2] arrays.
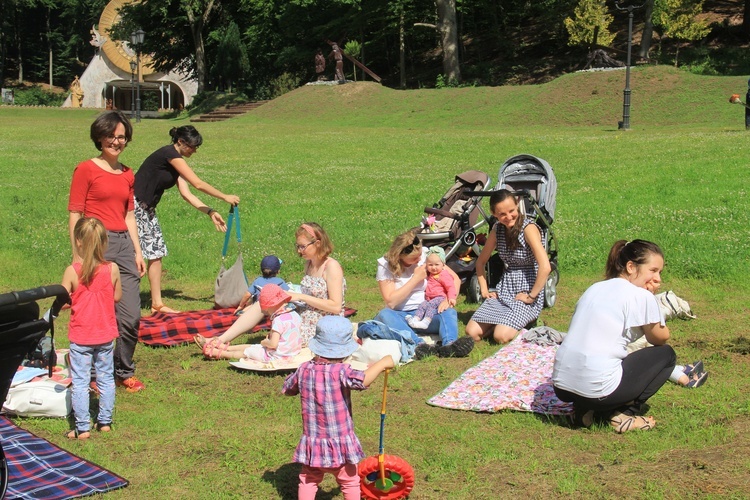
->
[[496, 155, 557, 221]]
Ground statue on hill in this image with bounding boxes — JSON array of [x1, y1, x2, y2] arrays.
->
[[314, 49, 326, 81], [583, 49, 624, 70], [329, 43, 345, 83]]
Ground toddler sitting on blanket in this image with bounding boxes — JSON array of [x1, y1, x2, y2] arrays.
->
[[234, 255, 289, 315], [198, 284, 302, 361]]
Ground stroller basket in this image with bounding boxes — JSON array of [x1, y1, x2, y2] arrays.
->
[[0, 285, 70, 499]]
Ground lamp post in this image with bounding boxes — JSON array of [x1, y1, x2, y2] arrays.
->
[[129, 60, 136, 118], [130, 29, 145, 122], [615, 0, 645, 130]]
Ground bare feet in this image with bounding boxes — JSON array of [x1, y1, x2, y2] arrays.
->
[[66, 429, 91, 440]]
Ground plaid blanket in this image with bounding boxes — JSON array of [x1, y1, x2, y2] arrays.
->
[[138, 307, 358, 347], [0, 416, 128, 499]]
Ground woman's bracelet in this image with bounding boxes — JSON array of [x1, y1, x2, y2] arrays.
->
[[206, 207, 216, 216]]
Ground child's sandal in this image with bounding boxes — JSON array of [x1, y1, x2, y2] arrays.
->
[[66, 429, 91, 440], [203, 339, 229, 360]]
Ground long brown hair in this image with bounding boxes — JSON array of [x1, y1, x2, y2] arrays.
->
[[605, 239, 663, 279], [74, 217, 109, 285], [489, 189, 524, 251], [385, 228, 422, 276]]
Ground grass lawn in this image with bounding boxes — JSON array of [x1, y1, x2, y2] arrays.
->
[[1, 65, 749, 498]]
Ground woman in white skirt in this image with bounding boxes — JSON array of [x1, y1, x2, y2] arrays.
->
[[466, 189, 551, 344]]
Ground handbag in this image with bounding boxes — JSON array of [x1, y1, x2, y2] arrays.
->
[[214, 206, 248, 309]]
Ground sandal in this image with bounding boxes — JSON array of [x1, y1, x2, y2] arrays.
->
[[194, 334, 208, 348], [610, 412, 655, 433], [66, 429, 91, 440], [686, 371, 708, 388], [151, 303, 180, 314], [683, 361, 704, 377], [202, 339, 229, 360], [96, 422, 112, 432]]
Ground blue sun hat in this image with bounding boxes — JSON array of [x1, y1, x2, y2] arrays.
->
[[309, 316, 358, 359]]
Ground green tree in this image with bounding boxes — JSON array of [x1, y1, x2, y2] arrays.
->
[[653, 0, 710, 66], [343, 40, 361, 81], [116, 0, 220, 93], [564, 0, 615, 47], [212, 21, 249, 91]]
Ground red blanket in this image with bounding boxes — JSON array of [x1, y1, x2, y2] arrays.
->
[[138, 307, 357, 347]]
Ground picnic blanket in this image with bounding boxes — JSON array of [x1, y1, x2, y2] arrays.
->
[[427, 335, 574, 415], [0, 416, 129, 499], [138, 307, 358, 347]]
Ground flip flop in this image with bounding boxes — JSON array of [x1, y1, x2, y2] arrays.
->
[[683, 360, 704, 377], [686, 371, 708, 388]]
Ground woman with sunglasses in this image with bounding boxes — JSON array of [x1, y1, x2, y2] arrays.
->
[[373, 228, 475, 359], [68, 110, 147, 393], [199, 222, 346, 354], [133, 125, 239, 314]]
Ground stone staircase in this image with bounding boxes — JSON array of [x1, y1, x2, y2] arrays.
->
[[190, 101, 268, 123]]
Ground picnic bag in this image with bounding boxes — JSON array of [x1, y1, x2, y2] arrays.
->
[[3, 380, 72, 418], [214, 206, 248, 309]]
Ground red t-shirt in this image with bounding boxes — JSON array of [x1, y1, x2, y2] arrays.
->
[[68, 159, 134, 231], [68, 262, 119, 345]]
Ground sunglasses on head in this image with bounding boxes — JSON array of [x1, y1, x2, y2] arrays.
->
[[401, 235, 421, 255]]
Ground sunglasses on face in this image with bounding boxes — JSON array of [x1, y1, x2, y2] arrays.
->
[[401, 236, 421, 255]]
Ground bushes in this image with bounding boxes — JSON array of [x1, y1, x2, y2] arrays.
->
[[8, 86, 66, 106]]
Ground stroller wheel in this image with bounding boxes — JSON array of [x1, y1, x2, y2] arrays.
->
[[466, 274, 483, 304], [544, 266, 559, 308]]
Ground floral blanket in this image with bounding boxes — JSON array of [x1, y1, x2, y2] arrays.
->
[[427, 335, 574, 415]]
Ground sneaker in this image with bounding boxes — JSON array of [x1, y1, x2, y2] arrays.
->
[[437, 337, 475, 358], [410, 318, 430, 330], [414, 343, 438, 360], [116, 376, 145, 393]]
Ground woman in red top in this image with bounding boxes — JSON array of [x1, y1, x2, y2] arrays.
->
[[67, 110, 146, 393]]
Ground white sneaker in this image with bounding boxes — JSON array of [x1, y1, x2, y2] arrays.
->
[[409, 318, 429, 329], [406, 315, 421, 328]]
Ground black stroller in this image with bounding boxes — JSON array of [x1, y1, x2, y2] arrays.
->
[[416, 170, 495, 302], [0, 285, 70, 498], [466, 154, 559, 307]]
